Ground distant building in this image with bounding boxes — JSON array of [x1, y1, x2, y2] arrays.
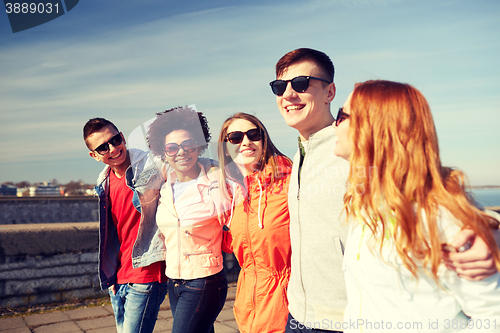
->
[[30, 183, 62, 196], [0, 184, 17, 196], [17, 188, 29, 197]]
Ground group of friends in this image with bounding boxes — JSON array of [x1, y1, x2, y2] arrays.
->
[[82, 48, 500, 333]]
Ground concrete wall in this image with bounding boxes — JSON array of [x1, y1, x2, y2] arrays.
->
[[0, 222, 240, 308], [0, 222, 105, 308], [0, 197, 98, 224]]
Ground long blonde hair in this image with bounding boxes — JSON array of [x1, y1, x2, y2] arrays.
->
[[344, 80, 499, 279]]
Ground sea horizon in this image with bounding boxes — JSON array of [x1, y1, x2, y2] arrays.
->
[[470, 188, 500, 208]]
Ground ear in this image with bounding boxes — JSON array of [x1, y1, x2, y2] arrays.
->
[[120, 132, 126, 146], [89, 151, 102, 162], [326, 82, 336, 103]]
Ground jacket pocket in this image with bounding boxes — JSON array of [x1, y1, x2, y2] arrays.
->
[[333, 236, 345, 267], [185, 230, 211, 242], [200, 254, 223, 268], [128, 282, 154, 294]]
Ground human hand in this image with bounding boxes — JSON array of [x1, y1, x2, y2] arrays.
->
[[109, 284, 117, 295], [442, 229, 497, 281]]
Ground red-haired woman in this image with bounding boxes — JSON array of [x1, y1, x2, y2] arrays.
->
[[335, 80, 500, 332]]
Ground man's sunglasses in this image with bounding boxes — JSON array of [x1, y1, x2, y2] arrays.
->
[[94, 133, 123, 155], [225, 128, 262, 145], [335, 107, 350, 127], [164, 139, 197, 157], [269, 75, 332, 96]]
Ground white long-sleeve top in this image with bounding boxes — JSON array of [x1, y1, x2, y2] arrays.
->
[[343, 207, 500, 333]]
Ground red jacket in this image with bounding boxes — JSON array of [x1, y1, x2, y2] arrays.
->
[[225, 156, 292, 333]]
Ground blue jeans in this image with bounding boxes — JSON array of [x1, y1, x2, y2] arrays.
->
[[109, 281, 168, 333], [168, 270, 228, 333], [285, 313, 343, 333]]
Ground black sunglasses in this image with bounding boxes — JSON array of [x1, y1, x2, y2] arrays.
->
[[269, 76, 332, 96], [225, 128, 262, 145], [335, 107, 350, 127], [94, 133, 123, 155], [164, 139, 197, 157]]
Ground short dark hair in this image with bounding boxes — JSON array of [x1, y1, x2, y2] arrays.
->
[[275, 48, 334, 83], [147, 106, 211, 159], [83, 118, 119, 150]]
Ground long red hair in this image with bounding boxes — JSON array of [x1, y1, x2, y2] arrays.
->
[[344, 80, 499, 279]]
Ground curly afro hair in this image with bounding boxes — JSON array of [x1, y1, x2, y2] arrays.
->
[[147, 105, 211, 159]]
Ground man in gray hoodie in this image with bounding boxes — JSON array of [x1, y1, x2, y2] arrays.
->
[[270, 48, 499, 333], [270, 48, 348, 332]]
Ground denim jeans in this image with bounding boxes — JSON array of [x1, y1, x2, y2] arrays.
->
[[285, 313, 343, 333], [109, 281, 168, 333], [168, 270, 228, 333]]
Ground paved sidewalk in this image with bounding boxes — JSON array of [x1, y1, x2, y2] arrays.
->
[[1, 283, 238, 333]]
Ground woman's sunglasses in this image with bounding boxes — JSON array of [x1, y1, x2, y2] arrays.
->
[[94, 133, 123, 155], [164, 139, 197, 157], [335, 107, 350, 127], [225, 128, 262, 145], [269, 75, 332, 96]]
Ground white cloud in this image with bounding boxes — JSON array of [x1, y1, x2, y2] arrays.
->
[[1, 0, 499, 186]]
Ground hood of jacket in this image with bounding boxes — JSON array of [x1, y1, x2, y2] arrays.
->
[[228, 155, 292, 229]]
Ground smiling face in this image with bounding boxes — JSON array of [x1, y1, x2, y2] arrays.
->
[[334, 92, 353, 161], [225, 119, 263, 176], [87, 125, 129, 175], [164, 129, 201, 182], [276, 60, 336, 140]]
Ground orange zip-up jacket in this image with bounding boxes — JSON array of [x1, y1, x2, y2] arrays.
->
[[225, 156, 292, 333]]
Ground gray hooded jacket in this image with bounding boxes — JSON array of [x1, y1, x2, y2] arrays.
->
[[287, 124, 350, 327]]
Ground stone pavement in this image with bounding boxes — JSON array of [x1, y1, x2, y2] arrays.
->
[[0, 283, 238, 333]]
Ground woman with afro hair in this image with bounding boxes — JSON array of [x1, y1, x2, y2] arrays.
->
[[147, 105, 230, 333]]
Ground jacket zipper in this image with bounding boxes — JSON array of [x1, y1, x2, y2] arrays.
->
[[177, 217, 181, 277], [185, 230, 211, 242], [246, 195, 257, 333], [183, 250, 212, 257], [298, 135, 307, 319]]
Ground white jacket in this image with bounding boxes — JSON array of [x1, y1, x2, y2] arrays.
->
[[156, 162, 230, 280], [343, 207, 500, 333]]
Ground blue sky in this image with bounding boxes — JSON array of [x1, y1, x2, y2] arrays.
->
[[1, 0, 499, 186]]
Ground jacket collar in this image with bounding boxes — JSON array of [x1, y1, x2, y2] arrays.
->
[[96, 165, 111, 187], [167, 161, 211, 187], [165, 161, 214, 206], [244, 155, 292, 189]]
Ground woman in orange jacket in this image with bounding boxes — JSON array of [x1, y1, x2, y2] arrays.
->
[[218, 113, 292, 333]]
